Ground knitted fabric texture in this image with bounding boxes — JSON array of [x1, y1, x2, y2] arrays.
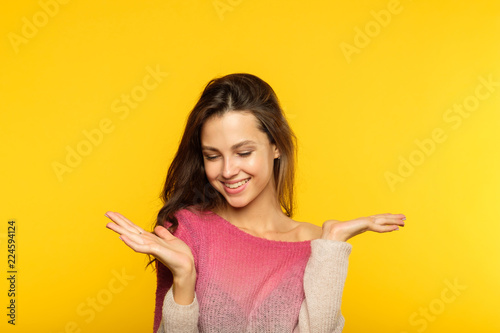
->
[[153, 208, 351, 333]]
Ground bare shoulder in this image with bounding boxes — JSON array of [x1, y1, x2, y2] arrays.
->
[[296, 221, 323, 241]]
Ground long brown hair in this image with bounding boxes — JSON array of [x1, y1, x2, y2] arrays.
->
[[153, 73, 297, 251]]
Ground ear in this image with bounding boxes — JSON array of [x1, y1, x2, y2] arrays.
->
[[273, 145, 280, 159]]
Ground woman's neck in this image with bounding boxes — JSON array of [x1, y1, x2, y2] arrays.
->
[[217, 198, 296, 235]]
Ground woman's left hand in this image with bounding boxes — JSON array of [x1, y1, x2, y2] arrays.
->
[[321, 213, 406, 242]]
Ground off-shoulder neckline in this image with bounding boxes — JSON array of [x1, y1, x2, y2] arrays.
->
[[197, 209, 312, 247]]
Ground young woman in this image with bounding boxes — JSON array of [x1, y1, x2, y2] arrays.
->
[[105, 73, 406, 332]]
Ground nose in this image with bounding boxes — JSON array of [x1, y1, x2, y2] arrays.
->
[[222, 156, 239, 179]]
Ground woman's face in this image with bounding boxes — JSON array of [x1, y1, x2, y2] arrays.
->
[[200, 111, 280, 209]]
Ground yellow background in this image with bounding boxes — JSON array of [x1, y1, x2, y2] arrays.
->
[[1, 0, 499, 332]]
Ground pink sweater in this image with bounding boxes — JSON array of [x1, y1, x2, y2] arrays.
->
[[153, 208, 352, 333]]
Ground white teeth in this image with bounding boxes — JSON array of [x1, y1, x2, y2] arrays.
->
[[224, 178, 249, 189]]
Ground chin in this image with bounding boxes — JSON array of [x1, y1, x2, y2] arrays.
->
[[223, 196, 251, 209]]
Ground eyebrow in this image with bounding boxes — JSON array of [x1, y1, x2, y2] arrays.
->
[[201, 140, 257, 152]]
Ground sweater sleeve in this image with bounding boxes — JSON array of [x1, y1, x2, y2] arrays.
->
[[153, 209, 201, 333], [155, 286, 199, 333], [296, 239, 352, 333]]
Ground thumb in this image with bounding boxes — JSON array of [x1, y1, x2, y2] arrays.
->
[[154, 225, 175, 240]]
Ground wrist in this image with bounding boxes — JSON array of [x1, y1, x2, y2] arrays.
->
[[321, 223, 349, 242], [173, 268, 196, 285], [172, 270, 196, 305], [173, 263, 196, 286]]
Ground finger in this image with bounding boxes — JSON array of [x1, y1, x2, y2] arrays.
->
[[385, 215, 406, 226], [113, 211, 147, 234], [370, 213, 405, 218], [105, 211, 136, 232], [119, 234, 154, 254], [370, 215, 406, 227], [106, 218, 152, 241], [370, 224, 400, 233], [105, 222, 146, 244], [106, 220, 130, 235], [105, 211, 144, 235]]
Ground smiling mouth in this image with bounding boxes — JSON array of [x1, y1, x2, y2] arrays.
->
[[223, 178, 250, 189]]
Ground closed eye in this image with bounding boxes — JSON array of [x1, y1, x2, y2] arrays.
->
[[204, 155, 219, 161], [203, 151, 252, 161]]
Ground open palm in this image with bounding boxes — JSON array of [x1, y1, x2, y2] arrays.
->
[[105, 211, 195, 279], [322, 213, 406, 241]]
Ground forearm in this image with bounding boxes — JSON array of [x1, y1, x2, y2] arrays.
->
[[297, 239, 352, 332]]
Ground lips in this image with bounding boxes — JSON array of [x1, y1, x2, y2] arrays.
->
[[223, 178, 250, 189]]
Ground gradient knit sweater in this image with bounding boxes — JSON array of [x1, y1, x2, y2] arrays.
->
[[153, 208, 352, 333]]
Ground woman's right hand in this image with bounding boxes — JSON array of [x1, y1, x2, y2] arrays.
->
[[105, 211, 196, 304]]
